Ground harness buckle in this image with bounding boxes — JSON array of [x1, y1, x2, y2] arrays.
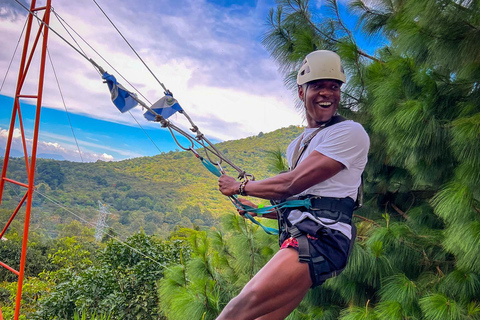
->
[[298, 254, 310, 264], [307, 196, 322, 211]]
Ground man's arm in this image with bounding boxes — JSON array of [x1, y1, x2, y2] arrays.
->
[[218, 150, 345, 200]]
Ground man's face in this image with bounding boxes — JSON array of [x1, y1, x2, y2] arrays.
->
[[298, 79, 341, 128]]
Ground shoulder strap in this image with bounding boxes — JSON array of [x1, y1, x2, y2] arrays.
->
[[290, 115, 347, 170]]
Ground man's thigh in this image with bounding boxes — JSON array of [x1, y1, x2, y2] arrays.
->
[[237, 248, 312, 318]]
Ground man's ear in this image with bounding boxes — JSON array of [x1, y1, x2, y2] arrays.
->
[[297, 85, 304, 101]]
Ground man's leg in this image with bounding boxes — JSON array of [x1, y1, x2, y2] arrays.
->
[[255, 288, 309, 320], [216, 248, 312, 320]]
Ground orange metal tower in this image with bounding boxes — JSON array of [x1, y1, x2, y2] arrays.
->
[[0, 0, 52, 319]]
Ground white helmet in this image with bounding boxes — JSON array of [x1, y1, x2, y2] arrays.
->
[[297, 50, 346, 85]]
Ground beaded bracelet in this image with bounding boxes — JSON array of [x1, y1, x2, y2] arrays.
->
[[238, 179, 249, 196]]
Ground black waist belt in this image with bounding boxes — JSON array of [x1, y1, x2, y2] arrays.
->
[[309, 196, 354, 213], [287, 196, 355, 224]]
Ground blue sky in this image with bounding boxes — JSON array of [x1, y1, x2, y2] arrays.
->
[[0, 95, 184, 160], [0, 0, 384, 162]]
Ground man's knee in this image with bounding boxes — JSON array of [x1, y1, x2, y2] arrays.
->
[[234, 285, 263, 309], [219, 286, 263, 319]]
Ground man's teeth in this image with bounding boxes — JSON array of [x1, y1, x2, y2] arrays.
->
[[318, 102, 331, 107]]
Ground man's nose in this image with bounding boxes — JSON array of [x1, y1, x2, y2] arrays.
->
[[317, 87, 331, 96]]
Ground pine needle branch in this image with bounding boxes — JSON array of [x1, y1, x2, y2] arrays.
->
[[285, 0, 340, 45], [330, 0, 383, 63], [353, 214, 382, 227], [390, 202, 409, 220]]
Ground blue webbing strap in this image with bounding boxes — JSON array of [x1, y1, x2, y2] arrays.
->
[[199, 157, 315, 235], [200, 157, 223, 177], [243, 213, 278, 235], [229, 197, 279, 235], [200, 157, 279, 234]]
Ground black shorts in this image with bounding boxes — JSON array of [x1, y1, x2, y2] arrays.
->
[[279, 212, 353, 287]]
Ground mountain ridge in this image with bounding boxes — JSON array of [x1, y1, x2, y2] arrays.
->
[[0, 125, 304, 238]]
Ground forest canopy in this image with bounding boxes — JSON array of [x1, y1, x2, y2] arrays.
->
[[1, 0, 479, 319]]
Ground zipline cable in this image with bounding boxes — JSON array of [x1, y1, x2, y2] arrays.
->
[[1, 4, 223, 268], [13, 0, 92, 64], [51, 9, 170, 162], [47, 49, 84, 162], [13, 0, 250, 179], [91, 0, 168, 93], [12, 0, 276, 231], [35, 189, 168, 268], [88, 0, 252, 178], [43, 21, 85, 162], [0, 16, 27, 93], [128, 111, 163, 154], [51, 8, 88, 58], [51, 8, 152, 105], [10, 2, 188, 183]]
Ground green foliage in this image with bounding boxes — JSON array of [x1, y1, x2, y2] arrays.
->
[[0, 125, 303, 239], [73, 311, 112, 320], [419, 294, 464, 320], [159, 214, 277, 319], [2, 0, 480, 318], [0, 230, 57, 282], [32, 232, 186, 320], [339, 303, 378, 320], [256, 0, 480, 318], [0, 276, 53, 320], [36, 160, 65, 190], [265, 147, 289, 173], [377, 274, 420, 318]]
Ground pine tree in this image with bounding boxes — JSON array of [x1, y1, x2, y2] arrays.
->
[[159, 218, 277, 319], [260, 0, 480, 319], [160, 0, 480, 318]]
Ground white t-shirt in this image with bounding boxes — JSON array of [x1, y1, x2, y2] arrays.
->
[[286, 120, 370, 200]]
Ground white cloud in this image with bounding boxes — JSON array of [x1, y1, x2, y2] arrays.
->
[[100, 153, 114, 161], [0, 126, 119, 162]]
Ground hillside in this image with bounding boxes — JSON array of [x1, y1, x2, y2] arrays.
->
[[0, 125, 303, 238]]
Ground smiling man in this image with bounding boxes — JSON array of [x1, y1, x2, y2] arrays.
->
[[217, 50, 370, 319]]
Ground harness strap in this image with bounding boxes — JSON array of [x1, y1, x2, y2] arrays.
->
[[277, 196, 354, 233], [290, 115, 347, 170], [288, 226, 310, 263], [298, 196, 354, 224]]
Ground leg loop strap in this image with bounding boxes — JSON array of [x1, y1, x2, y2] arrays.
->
[[289, 226, 310, 264]]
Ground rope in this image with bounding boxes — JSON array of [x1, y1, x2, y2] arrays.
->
[[13, 0, 250, 178], [13, 0, 92, 62], [51, 9, 88, 58], [128, 111, 163, 154], [87, 0, 251, 178], [196, 156, 278, 234], [11, 0, 191, 182]]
